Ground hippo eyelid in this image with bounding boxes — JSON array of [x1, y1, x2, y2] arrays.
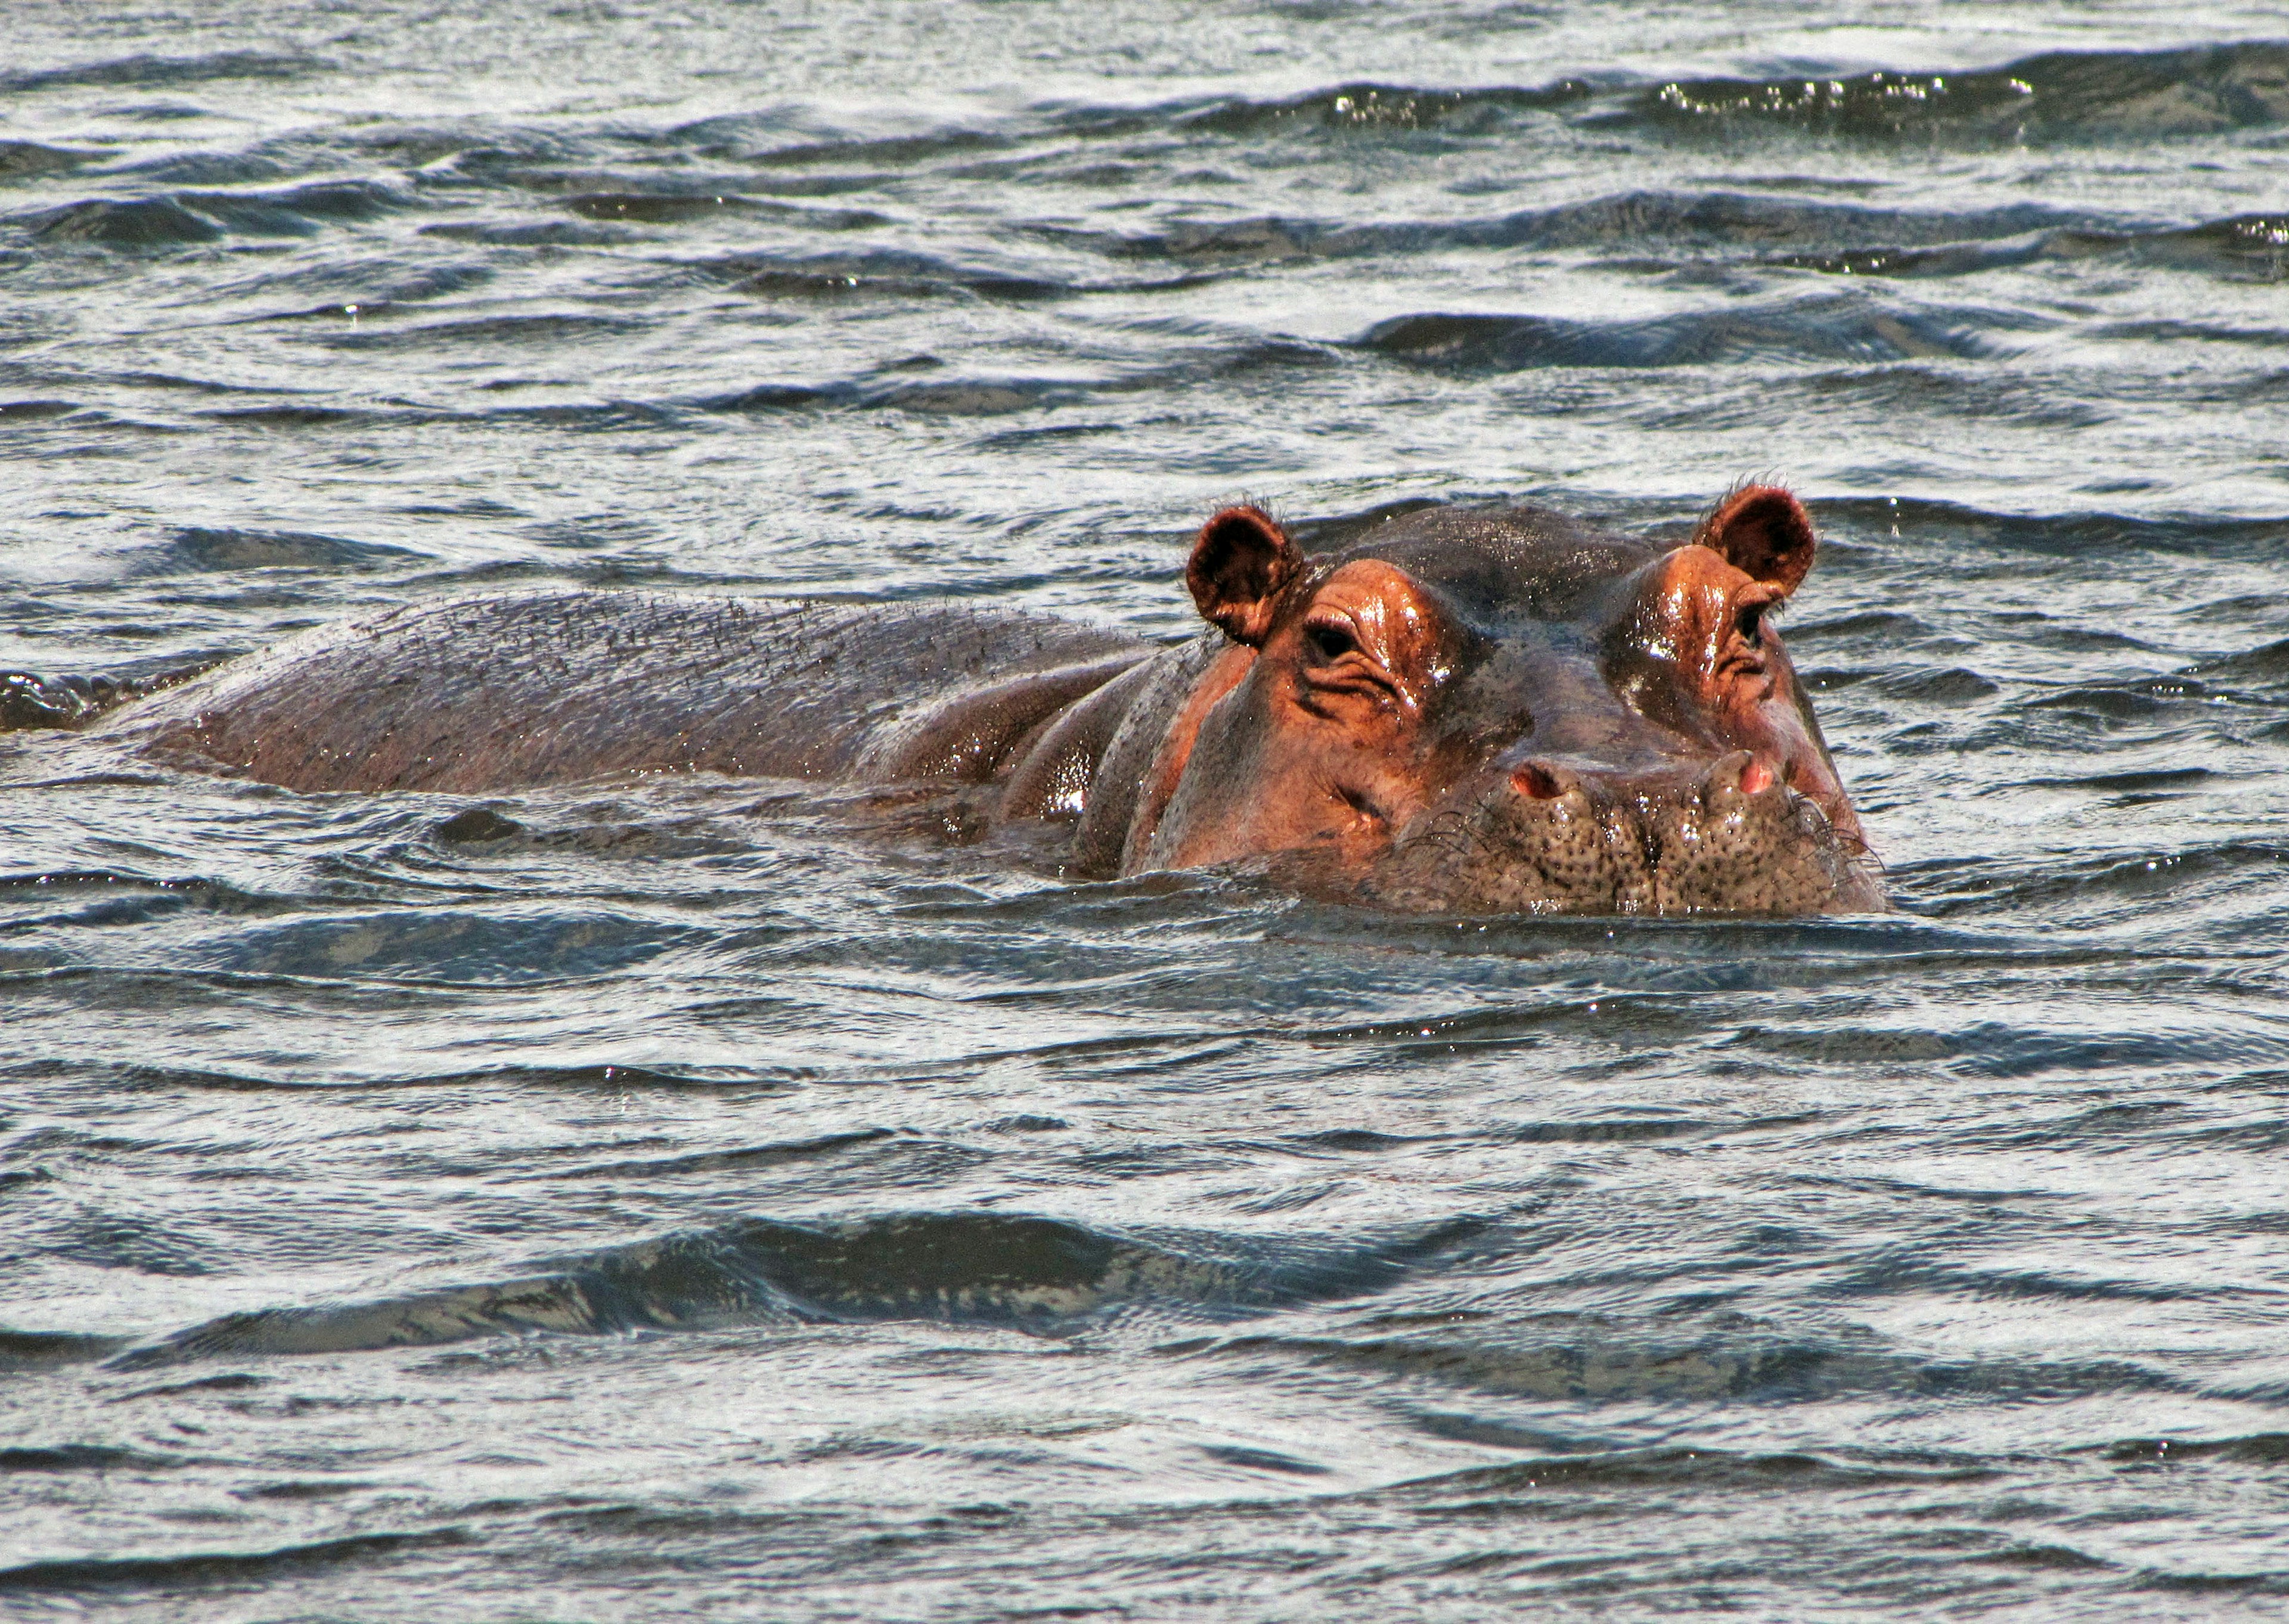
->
[[1305, 619, 1361, 662]]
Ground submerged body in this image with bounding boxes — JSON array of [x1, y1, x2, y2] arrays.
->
[[74, 490, 1882, 915]]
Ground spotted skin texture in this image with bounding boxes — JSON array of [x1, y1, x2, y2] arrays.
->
[[69, 492, 1882, 916]]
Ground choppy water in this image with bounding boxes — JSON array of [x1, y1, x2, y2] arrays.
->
[[5, 2, 2289, 1616]]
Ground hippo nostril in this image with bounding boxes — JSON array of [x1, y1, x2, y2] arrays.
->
[[1511, 761, 1567, 801], [1739, 757, 1775, 796]]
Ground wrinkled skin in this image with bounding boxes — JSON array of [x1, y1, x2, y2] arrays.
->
[[1136, 487, 1882, 914], [46, 487, 1882, 915]]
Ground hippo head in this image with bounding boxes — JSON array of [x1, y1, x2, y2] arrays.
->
[[1127, 488, 1883, 915]]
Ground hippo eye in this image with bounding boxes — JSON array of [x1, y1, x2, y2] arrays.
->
[[1307, 622, 1358, 662], [1735, 602, 1765, 643]]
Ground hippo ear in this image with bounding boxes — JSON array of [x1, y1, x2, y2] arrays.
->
[[1187, 505, 1303, 647], [1694, 483, 1816, 597]]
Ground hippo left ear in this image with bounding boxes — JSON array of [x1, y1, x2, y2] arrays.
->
[[1187, 505, 1303, 647], [1694, 484, 1816, 597]]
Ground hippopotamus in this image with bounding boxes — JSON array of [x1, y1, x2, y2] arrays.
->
[[42, 485, 1882, 915]]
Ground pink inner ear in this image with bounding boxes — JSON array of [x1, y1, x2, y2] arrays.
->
[[1186, 505, 1301, 646], [1698, 485, 1815, 595]]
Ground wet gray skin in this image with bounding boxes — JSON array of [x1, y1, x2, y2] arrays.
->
[[45, 498, 1882, 917]]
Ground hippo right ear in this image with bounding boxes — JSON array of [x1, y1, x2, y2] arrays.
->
[[1187, 505, 1303, 647], [1694, 483, 1816, 597]]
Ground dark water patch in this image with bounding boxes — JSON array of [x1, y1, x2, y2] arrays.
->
[[475, 399, 690, 432], [1874, 666, 2000, 705], [23, 197, 222, 248], [1774, 236, 2056, 280], [1785, 213, 2289, 284], [1815, 496, 2289, 560], [0, 398, 83, 423], [1360, 293, 2005, 372], [1946, 1020, 2288, 1080], [143, 527, 430, 574], [1186, 1327, 2180, 1406], [0, 1443, 185, 1473], [2018, 676, 2210, 727], [0, 51, 327, 95], [694, 371, 1087, 418], [2093, 318, 2289, 347], [235, 1477, 373, 1502], [2024, 766, 2216, 794], [112, 1212, 1479, 1366], [173, 179, 409, 238], [430, 806, 525, 844], [698, 381, 839, 412], [312, 312, 646, 353], [1786, 366, 2110, 430], [0, 1530, 464, 1597], [546, 1126, 897, 1181], [0, 1328, 130, 1370], [1399, 1445, 2002, 1499], [226, 263, 494, 321], [2136, 1570, 2289, 1597], [1199, 1442, 1331, 1476], [0, 141, 98, 181], [1071, 192, 2091, 269], [2102, 1432, 2289, 1465], [562, 191, 892, 231], [1779, 609, 1932, 644], [748, 128, 1016, 172], [712, 249, 1069, 304], [1631, 41, 2289, 145], [1838, 1257, 2250, 1308], [1171, 79, 1595, 138], [182, 909, 697, 986], [1916, 843, 2289, 918], [565, 190, 769, 225], [111, 1372, 269, 1403], [192, 403, 453, 431], [2188, 635, 2289, 695], [27, 1058, 783, 1096], [420, 218, 647, 247], [868, 378, 1074, 417]]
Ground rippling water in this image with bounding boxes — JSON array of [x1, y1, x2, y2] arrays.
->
[[5, 2, 2289, 1616]]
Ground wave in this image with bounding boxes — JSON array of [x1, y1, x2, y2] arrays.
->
[[141, 526, 429, 574], [0, 141, 94, 182], [1781, 213, 2289, 284], [1629, 40, 2289, 143], [0, 51, 326, 95], [1359, 290, 2011, 371], [1054, 191, 2089, 268], [109, 1210, 1481, 1366], [17, 179, 408, 249], [1815, 496, 2289, 558], [0, 1531, 461, 1597], [1186, 1323, 2183, 1405], [1164, 78, 1596, 138]]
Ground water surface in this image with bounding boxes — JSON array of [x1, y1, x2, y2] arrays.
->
[[4, 2, 2289, 1617]]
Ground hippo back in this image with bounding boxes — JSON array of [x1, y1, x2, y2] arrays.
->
[[115, 591, 1147, 794]]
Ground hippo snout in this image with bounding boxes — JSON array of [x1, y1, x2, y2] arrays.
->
[[1367, 749, 1884, 917]]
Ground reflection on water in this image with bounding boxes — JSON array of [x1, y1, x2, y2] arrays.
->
[[4, 2, 2288, 1616]]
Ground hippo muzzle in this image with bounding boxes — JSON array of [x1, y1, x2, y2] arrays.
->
[[1365, 750, 1884, 915]]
